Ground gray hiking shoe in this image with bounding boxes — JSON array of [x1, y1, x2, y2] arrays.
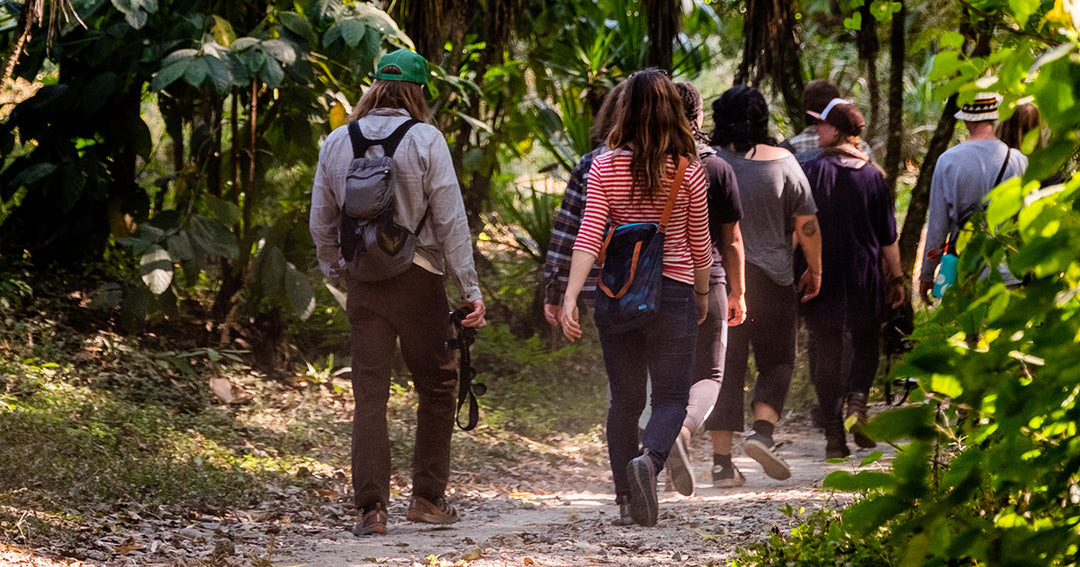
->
[[743, 432, 791, 480], [626, 451, 659, 527], [664, 432, 694, 496], [711, 463, 746, 488]]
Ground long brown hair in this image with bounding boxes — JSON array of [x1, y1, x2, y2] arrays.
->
[[605, 69, 697, 199], [348, 65, 434, 123], [997, 102, 1042, 151]]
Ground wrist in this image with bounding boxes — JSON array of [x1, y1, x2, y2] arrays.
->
[[694, 287, 710, 296]]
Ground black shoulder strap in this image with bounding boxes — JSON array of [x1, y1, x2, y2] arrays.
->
[[994, 147, 1012, 187], [347, 118, 421, 159]]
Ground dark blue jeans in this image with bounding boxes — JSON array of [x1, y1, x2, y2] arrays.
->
[[598, 278, 698, 503]]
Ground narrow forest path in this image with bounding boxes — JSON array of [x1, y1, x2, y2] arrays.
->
[[276, 421, 889, 567]]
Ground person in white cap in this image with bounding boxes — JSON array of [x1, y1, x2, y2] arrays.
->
[[918, 93, 1028, 304]]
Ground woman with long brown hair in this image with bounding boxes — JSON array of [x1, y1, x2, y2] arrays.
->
[[559, 69, 712, 527]]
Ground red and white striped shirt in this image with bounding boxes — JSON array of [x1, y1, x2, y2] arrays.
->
[[574, 149, 712, 285]]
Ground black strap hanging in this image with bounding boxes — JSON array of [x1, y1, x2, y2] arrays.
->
[[448, 307, 485, 430]]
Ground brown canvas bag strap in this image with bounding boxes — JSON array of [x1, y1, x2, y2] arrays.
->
[[597, 240, 644, 299], [658, 155, 689, 233]]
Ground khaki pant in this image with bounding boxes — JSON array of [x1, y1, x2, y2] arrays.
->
[[347, 264, 458, 510]]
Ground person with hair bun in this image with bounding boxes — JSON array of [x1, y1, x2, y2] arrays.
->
[[797, 98, 904, 458], [559, 69, 712, 527], [703, 85, 821, 487]]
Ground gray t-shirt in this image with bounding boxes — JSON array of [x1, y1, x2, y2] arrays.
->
[[920, 139, 1028, 283], [717, 148, 817, 286]]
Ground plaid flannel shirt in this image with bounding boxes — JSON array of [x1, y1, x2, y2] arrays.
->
[[543, 148, 603, 307]]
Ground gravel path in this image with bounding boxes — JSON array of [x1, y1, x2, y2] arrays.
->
[[277, 423, 889, 567]]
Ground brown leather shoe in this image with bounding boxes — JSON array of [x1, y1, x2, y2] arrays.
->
[[406, 495, 460, 524], [351, 503, 387, 536]]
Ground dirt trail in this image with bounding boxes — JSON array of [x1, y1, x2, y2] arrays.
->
[[276, 424, 889, 567]]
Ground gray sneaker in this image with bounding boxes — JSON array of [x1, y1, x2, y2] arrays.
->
[[626, 451, 658, 527], [664, 433, 694, 496], [743, 432, 791, 480], [711, 463, 746, 488]]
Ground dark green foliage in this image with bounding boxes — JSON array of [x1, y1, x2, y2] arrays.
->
[[731, 506, 897, 567]]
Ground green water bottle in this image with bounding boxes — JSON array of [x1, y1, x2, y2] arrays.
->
[[932, 253, 958, 298]]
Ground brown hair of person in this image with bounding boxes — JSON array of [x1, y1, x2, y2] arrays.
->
[[605, 69, 698, 199], [589, 81, 630, 146], [997, 102, 1042, 150], [348, 66, 434, 123]]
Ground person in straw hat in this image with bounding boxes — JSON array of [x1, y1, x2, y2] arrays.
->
[[917, 92, 1028, 304]]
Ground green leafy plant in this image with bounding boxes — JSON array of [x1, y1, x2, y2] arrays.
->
[[817, 5, 1080, 566]]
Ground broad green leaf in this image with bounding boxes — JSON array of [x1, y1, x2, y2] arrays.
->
[[823, 470, 897, 491], [232, 37, 260, 51], [285, 266, 315, 320], [10, 162, 57, 188], [204, 195, 241, 227], [278, 11, 315, 43], [152, 61, 188, 92], [263, 40, 297, 65], [183, 58, 209, 89], [188, 214, 239, 259], [139, 245, 174, 295], [204, 55, 235, 93], [864, 403, 935, 441], [842, 494, 908, 533], [166, 233, 194, 261], [843, 12, 862, 31], [340, 19, 368, 47], [986, 177, 1024, 228], [260, 59, 285, 88], [116, 237, 154, 256], [929, 51, 963, 80], [860, 450, 886, 467], [939, 31, 965, 49]]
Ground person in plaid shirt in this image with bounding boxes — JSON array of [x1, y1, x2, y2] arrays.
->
[[542, 81, 629, 324]]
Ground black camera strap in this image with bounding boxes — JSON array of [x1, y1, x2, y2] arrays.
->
[[448, 308, 485, 431]]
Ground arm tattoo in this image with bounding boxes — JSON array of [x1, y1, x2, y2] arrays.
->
[[801, 219, 818, 238]]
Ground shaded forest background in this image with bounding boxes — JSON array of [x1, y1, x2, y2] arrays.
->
[[3, 1, 1080, 566]]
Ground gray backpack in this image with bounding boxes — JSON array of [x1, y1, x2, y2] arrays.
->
[[340, 118, 428, 282]]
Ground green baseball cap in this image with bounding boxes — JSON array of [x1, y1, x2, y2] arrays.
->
[[375, 49, 429, 85]]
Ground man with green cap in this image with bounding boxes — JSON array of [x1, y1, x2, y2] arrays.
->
[[310, 48, 486, 536]]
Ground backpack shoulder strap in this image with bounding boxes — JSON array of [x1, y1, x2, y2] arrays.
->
[[347, 118, 421, 159]]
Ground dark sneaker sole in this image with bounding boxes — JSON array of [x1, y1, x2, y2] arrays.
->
[[626, 457, 658, 527], [744, 439, 792, 480], [665, 437, 695, 496]]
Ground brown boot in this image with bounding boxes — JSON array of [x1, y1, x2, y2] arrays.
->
[[846, 393, 877, 449], [824, 422, 850, 459]]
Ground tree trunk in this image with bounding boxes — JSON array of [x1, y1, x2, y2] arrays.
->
[[736, 0, 805, 128], [857, 0, 881, 145], [645, 0, 677, 72], [884, 1, 906, 199], [898, 94, 958, 281]]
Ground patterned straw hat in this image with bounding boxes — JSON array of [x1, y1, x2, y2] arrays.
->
[[954, 92, 1001, 121]]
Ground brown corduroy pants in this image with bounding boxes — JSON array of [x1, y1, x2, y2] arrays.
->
[[346, 264, 458, 511]]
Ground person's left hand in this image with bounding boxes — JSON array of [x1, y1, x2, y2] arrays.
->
[[728, 292, 746, 326], [887, 279, 906, 309], [797, 269, 821, 303], [460, 299, 486, 327], [558, 298, 582, 341]]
